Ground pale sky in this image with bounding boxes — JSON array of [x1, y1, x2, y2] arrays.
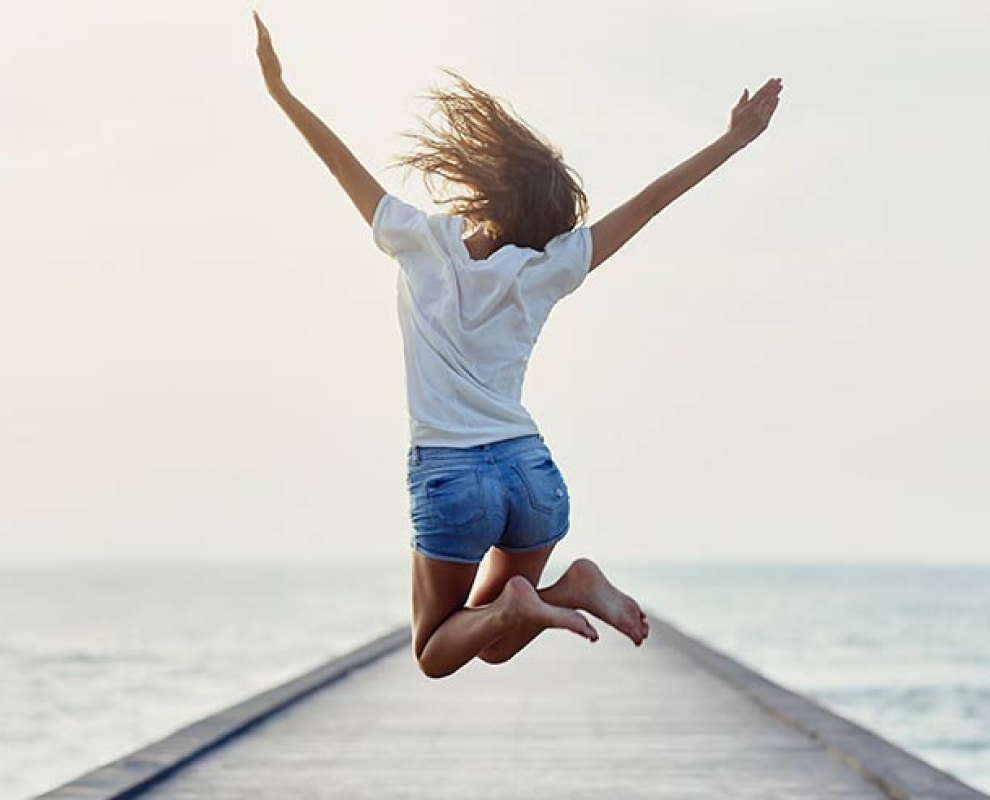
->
[[1, 0, 987, 565]]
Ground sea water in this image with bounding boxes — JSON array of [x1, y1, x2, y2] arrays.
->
[[1, 562, 987, 799]]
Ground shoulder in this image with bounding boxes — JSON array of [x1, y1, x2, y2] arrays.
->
[[373, 194, 455, 260], [526, 226, 593, 299], [544, 226, 592, 263]]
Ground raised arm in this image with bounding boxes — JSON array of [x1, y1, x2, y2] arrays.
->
[[253, 12, 385, 226], [588, 77, 783, 272]]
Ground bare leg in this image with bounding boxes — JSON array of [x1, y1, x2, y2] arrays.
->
[[465, 544, 559, 665], [475, 555, 650, 664], [411, 551, 597, 679]]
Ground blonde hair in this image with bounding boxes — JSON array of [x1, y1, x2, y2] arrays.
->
[[388, 68, 589, 251]]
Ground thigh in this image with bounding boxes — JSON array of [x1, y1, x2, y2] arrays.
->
[[467, 543, 557, 607], [411, 551, 479, 658]]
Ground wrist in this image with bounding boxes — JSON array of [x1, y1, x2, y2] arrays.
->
[[719, 130, 747, 156], [267, 78, 290, 101]]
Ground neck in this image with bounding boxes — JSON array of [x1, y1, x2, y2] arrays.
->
[[464, 230, 500, 260]]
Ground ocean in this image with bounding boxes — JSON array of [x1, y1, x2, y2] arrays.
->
[[1, 562, 987, 799]]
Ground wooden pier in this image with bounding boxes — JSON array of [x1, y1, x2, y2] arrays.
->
[[38, 616, 988, 800]]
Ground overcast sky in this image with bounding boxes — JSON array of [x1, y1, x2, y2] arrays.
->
[[1, 0, 987, 565]]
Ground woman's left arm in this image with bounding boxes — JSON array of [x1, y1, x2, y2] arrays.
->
[[254, 12, 385, 227], [588, 78, 783, 273]]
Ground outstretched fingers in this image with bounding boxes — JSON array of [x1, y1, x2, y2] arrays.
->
[[252, 10, 283, 87], [253, 10, 269, 37], [758, 87, 782, 123], [749, 77, 782, 107]]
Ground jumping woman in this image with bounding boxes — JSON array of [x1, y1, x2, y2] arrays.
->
[[253, 11, 782, 679]]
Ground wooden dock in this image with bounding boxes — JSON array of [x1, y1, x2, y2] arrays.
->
[[38, 616, 988, 800]]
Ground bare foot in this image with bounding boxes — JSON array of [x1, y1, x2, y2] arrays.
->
[[497, 575, 599, 642], [559, 559, 649, 646]]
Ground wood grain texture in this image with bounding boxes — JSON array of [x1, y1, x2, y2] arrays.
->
[[133, 623, 896, 800], [41, 615, 988, 800]]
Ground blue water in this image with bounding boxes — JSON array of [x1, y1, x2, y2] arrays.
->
[[1, 562, 987, 799]]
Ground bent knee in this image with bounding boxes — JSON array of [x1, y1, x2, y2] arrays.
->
[[477, 648, 511, 666], [412, 639, 452, 680], [415, 653, 454, 680]]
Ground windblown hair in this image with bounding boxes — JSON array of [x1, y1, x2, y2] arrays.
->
[[388, 68, 589, 252]]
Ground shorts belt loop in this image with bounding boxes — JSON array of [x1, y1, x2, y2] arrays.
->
[[411, 446, 421, 466]]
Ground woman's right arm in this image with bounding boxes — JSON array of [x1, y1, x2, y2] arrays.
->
[[588, 77, 783, 273], [254, 12, 385, 227]]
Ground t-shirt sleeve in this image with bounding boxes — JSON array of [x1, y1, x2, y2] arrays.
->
[[541, 226, 593, 300], [372, 193, 431, 259]]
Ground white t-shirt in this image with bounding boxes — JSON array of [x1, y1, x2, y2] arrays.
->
[[372, 193, 592, 447]]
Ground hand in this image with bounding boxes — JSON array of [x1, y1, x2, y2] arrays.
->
[[253, 11, 284, 93], [727, 77, 783, 150]]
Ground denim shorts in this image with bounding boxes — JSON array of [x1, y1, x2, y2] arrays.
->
[[406, 434, 571, 564]]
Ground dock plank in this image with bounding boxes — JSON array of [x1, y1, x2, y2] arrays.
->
[[132, 622, 895, 800]]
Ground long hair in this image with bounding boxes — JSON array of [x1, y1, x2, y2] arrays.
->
[[388, 68, 589, 251]]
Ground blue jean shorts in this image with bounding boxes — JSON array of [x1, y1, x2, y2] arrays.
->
[[406, 434, 570, 564]]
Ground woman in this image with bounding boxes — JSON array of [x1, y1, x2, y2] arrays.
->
[[253, 11, 782, 679]]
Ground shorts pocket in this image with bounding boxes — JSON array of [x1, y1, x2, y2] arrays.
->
[[424, 468, 486, 528], [512, 452, 568, 515]]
